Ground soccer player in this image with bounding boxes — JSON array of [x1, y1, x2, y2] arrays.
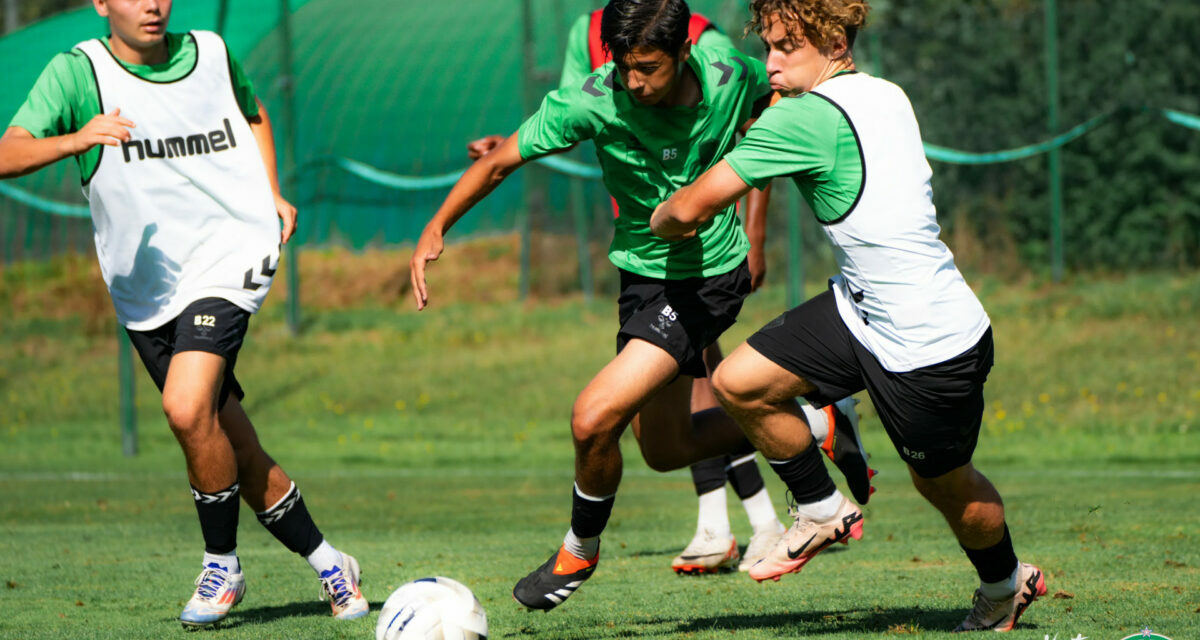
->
[[0, 0, 367, 628], [465, 6, 872, 576], [650, 0, 1045, 631], [412, 0, 799, 609]]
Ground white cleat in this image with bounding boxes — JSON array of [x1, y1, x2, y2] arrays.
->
[[738, 522, 786, 572], [180, 562, 245, 629], [319, 552, 369, 620], [954, 562, 1047, 632], [671, 529, 739, 575]]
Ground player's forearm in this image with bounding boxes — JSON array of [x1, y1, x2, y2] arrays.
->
[[744, 184, 771, 250], [426, 135, 525, 237], [0, 128, 76, 179], [247, 100, 284, 197]]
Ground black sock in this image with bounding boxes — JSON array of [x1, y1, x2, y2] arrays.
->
[[192, 482, 240, 554], [726, 453, 766, 500], [569, 484, 615, 539], [767, 440, 837, 504], [962, 524, 1019, 584], [689, 457, 727, 495], [255, 482, 324, 556]]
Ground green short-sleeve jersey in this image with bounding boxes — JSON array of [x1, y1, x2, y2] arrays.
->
[[8, 32, 258, 183], [521, 45, 770, 279], [723, 75, 863, 223]]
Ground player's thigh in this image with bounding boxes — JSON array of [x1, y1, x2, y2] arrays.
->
[[630, 370, 694, 446], [162, 350, 227, 421], [712, 341, 820, 406], [574, 337, 681, 438]]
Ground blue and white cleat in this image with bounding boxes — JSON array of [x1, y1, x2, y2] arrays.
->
[[319, 553, 369, 620], [180, 562, 245, 629]]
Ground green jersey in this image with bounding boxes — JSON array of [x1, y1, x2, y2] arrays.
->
[[9, 32, 258, 183], [521, 45, 770, 279]]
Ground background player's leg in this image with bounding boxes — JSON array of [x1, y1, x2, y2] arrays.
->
[[674, 342, 741, 574], [218, 396, 369, 620]]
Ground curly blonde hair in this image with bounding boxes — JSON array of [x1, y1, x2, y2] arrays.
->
[[748, 0, 870, 56]]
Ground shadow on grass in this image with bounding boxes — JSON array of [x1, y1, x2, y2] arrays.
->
[[219, 601, 355, 628], [515, 604, 1031, 638]]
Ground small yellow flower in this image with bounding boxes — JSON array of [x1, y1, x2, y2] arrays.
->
[[337, 435, 347, 445], [995, 409, 1007, 421], [1157, 392, 1167, 403], [395, 400, 407, 411], [1038, 393, 1051, 404], [1116, 381, 1128, 393], [418, 392, 431, 407]]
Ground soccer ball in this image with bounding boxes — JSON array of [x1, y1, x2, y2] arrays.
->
[[375, 576, 488, 640]]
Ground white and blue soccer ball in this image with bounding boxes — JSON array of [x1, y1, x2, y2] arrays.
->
[[375, 576, 488, 640]]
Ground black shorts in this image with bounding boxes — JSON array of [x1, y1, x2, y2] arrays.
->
[[617, 261, 751, 378], [747, 289, 994, 478], [125, 297, 250, 409]]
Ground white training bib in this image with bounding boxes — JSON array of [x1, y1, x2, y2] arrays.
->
[[812, 74, 991, 372], [76, 31, 279, 330]]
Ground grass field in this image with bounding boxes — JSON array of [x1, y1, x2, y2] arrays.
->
[[1, 252, 1198, 639]]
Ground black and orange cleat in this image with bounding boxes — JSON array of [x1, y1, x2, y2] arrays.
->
[[513, 545, 599, 611], [821, 397, 876, 504]]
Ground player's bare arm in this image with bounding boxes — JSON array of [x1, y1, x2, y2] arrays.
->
[[743, 183, 771, 291], [247, 98, 297, 244], [650, 160, 752, 240], [0, 109, 134, 179], [410, 132, 528, 310]]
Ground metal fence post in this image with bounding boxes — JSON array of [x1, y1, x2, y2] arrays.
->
[[118, 326, 137, 457], [278, 0, 302, 332], [1045, 0, 1064, 281]]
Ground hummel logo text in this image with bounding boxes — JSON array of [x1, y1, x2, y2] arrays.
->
[[121, 118, 238, 163]]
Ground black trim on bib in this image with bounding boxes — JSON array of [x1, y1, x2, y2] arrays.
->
[[99, 32, 200, 84], [77, 49, 105, 186], [807, 91, 866, 227]]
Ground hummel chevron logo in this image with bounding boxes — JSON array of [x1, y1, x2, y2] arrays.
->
[[582, 71, 615, 98], [712, 61, 734, 86], [243, 255, 277, 291]]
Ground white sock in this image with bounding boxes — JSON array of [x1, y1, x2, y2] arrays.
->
[[695, 487, 731, 538], [801, 403, 830, 445], [979, 564, 1020, 599], [202, 550, 240, 574], [739, 487, 782, 534], [563, 528, 599, 560], [791, 489, 844, 522], [304, 539, 343, 575]]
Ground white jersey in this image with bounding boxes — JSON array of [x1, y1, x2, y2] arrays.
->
[[76, 31, 279, 331], [813, 74, 990, 371]]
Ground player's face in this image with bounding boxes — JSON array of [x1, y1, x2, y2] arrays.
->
[[760, 13, 836, 97], [615, 46, 685, 106], [95, 0, 172, 50]]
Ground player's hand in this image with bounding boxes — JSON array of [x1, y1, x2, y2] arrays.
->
[[275, 194, 298, 244], [466, 135, 505, 161], [64, 108, 135, 155], [409, 228, 445, 310], [748, 244, 767, 292]]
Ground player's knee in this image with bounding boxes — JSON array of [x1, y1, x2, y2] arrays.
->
[[711, 363, 760, 411], [570, 398, 619, 446], [161, 394, 214, 437]]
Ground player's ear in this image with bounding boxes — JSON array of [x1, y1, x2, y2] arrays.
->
[[93, 0, 109, 18], [677, 40, 692, 65]]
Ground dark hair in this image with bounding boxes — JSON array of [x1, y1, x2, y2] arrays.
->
[[600, 0, 692, 63]]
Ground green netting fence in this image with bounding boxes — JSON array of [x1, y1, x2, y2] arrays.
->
[[2, 1, 1198, 453]]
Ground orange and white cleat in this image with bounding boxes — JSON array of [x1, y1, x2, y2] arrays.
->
[[319, 553, 369, 620], [747, 495, 864, 582], [671, 529, 740, 575], [954, 563, 1047, 632], [180, 562, 245, 628]]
